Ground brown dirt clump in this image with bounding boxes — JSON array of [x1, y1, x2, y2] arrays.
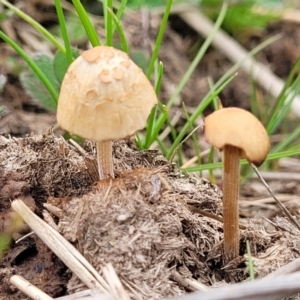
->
[[57, 167, 224, 298]]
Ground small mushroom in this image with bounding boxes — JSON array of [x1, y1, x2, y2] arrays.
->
[[57, 46, 158, 180], [204, 107, 269, 263]]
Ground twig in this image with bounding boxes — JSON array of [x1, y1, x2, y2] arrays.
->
[[171, 271, 208, 292], [15, 231, 35, 243], [188, 205, 247, 230], [10, 275, 54, 300], [251, 164, 300, 231]]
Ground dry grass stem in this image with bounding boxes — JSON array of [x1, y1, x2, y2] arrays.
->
[[170, 271, 208, 292], [10, 275, 54, 300], [188, 205, 247, 230]]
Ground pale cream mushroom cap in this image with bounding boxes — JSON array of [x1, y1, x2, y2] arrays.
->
[[57, 46, 158, 141], [204, 107, 270, 166]]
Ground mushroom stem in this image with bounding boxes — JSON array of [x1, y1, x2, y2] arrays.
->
[[96, 141, 114, 180], [223, 145, 240, 263]]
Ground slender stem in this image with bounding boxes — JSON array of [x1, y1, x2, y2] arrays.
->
[[54, 0, 73, 64], [223, 145, 240, 263], [104, 0, 113, 46], [71, 0, 101, 46], [146, 0, 173, 79], [96, 141, 114, 180]]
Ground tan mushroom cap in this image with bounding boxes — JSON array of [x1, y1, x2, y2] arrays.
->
[[204, 107, 269, 166], [57, 46, 158, 141]]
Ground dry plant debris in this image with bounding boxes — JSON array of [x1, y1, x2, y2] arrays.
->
[[0, 133, 300, 299]]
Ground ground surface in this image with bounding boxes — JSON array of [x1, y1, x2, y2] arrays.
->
[[0, 2, 300, 300]]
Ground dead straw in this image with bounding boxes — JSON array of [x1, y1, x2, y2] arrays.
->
[[10, 275, 54, 300]]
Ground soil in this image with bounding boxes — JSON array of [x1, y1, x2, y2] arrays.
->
[[0, 3, 300, 300], [1, 135, 300, 300]]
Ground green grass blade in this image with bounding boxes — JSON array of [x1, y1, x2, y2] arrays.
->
[[184, 149, 300, 172], [135, 132, 142, 149], [267, 54, 300, 134], [71, 0, 101, 46], [148, 102, 168, 148], [144, 61, 164, 149], [0, 31, 58, 103], [267, 74, 300, 134], [104, 0, 113, 46], [0, 0, 65, 53], [54, 0, 73, 64], [146, 0, 173, 79], [271, 126, 300, 154], [182, 102, 202, 169], [208, 79, 219, 111], [115, 0, 128, 23], [155, 61, 164, 95], [155, 137, 168, 157], [107, 8, 128, 52], [246, 241, 255, 281], [144, 106, 157, 149], [270, 84, 300, 133]]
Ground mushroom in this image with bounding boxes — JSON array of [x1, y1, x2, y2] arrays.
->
[[57, 46, 158, 180], [204, 107, 269, 263]]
